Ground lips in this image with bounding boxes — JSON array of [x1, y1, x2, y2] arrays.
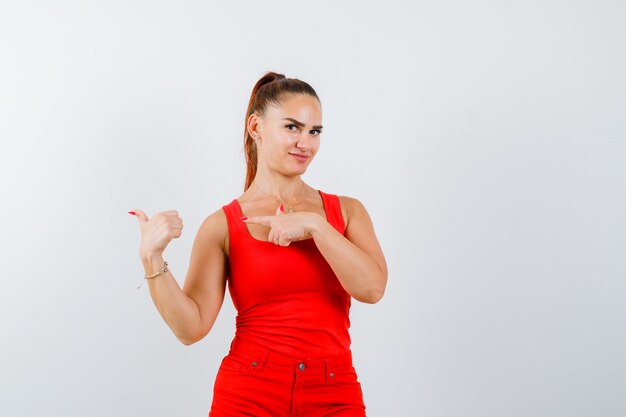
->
[[289, 152, 309, 161]]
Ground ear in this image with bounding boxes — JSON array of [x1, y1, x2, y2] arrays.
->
[[247, 112, 262, 140]]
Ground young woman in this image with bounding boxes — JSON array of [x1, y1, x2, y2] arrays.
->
[[130, 71, 388, 416]]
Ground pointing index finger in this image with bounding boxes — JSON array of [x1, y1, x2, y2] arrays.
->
[[242, 215, 273, 226]]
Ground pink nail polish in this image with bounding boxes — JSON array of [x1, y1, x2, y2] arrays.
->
[[240, 216, 247, 221], [128, 211, 136, 215], [279, 204, 284, 213]]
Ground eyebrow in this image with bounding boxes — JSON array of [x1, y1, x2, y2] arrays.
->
[[282, 118, 323, 130]]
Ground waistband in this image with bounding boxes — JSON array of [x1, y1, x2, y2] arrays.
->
[[227, 336, 354, 372]]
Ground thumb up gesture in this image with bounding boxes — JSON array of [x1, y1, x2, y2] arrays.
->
[[129, 209, 183, 259]]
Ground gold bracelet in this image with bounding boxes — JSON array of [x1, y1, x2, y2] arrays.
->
[[145, 260, 169, 279], [137, 260, 168, 289]]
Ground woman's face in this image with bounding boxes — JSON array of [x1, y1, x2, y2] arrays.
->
[[251, 93, 323, 177]]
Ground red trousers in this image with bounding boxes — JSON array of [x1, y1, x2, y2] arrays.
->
[[208, 337, 367, 416]]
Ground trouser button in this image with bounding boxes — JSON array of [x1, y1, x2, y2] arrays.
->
[[298, 362, 306, 371]]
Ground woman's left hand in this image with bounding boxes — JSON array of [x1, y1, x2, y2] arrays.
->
[[242, 205, 322, 246]]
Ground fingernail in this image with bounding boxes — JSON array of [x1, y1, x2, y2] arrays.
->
[[279, 204, 284, 213], [240, 216, 247, 221], [128, 211, 136, 215]]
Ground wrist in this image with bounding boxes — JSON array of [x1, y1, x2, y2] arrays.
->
[[308, 212, 328, 238], [137, 253, 167, 290], [141, 252, 164, 271]]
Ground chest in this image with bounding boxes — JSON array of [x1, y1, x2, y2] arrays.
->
[[227, 239, 346, 310]]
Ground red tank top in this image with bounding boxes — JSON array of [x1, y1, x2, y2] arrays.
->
[[221, 190, 352, 358]]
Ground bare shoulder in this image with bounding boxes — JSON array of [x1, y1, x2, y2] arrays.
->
[[200, 206, 228, 229], [196, 206, 229, 252], [337, 195, 365, 209], [337, 195, 370, 228]]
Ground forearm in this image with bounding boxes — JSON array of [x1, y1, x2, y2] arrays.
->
[[141, 253, 202, 345], [309, 217, 386, 304]]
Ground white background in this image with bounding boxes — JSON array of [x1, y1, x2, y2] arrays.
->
[[1, 1, 625, 416]]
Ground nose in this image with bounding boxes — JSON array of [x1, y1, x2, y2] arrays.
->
[[295, 134, 314, 152]]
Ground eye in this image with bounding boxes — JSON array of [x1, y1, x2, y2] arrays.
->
[[310, 129, 322, 136], [286, 124, 299, 131]]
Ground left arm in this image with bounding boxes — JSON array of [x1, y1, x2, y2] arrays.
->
[[308, 196, 387, 304]]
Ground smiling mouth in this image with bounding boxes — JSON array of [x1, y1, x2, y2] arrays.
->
[[289, 153, 309, 160]]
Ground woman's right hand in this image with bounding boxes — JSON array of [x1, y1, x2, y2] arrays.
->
[[130, 209, 184, 260]]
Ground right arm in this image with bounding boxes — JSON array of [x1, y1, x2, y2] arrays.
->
[[141, 209, 228, 345]]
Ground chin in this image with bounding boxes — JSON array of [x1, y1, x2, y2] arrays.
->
[[285, 165, 309, 176], [292, 168, 308, 176]]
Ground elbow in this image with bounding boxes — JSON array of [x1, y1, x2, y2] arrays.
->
[[179, 325, 213, 346], [370, 286, 386, 304], [364, 271, 387, 304], [179, 335, 196, 346], [359, 285, 385, 304], [361, 264, 388, 304], [178, 331, 202, 346]]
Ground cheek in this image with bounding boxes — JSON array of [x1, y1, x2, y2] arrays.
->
[[285, 135, 298, 146]]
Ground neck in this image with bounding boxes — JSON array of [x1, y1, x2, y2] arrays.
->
[[248, 168, 306, 201]]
